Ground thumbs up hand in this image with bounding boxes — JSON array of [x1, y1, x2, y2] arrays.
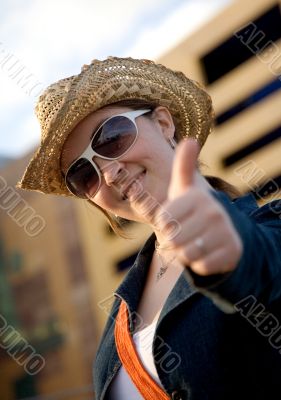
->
[[167, 138, 199, 200], [157, 139, 243, 276]]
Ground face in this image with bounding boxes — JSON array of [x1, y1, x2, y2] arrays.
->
[[60, 105, 176, 224]]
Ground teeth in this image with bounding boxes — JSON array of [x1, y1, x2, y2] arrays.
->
[[126, 179, 142, 201], [122, 171, 145, 201]]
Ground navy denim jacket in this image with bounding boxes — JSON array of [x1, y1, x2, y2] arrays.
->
[[93, 191, 281, 400]]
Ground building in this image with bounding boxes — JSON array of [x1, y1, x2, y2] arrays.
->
[[158, 0, 281, 203], [0, 154, 99, 399]]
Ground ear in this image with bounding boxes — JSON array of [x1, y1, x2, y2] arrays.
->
[[151, 106, 175, 140]]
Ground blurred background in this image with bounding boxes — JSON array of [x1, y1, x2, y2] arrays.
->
[[0, 0, 280, 398]]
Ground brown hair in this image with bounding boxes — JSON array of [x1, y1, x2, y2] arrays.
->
[[87, 99, 241, 238]]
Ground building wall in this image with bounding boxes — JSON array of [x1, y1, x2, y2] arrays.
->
[[158, 0, 281, 202], [0, 155, 98, 399]]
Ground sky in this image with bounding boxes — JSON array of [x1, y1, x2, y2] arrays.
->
[[0, 0, 232, 160]]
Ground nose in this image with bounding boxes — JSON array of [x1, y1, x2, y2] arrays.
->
[[97, 159, 126, 187]]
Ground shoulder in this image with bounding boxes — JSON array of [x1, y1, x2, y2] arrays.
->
[[234, 192, 281, 226], [211, 189, 281, 226]]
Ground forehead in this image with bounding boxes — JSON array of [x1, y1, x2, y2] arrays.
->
[[60, 105, 131, 173]]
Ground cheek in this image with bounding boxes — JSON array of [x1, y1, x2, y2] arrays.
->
[[140, 134, 170, 158], [92, 186, 118, 210]]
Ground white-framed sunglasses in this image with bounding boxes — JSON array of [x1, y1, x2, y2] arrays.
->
[[64, 109, 151, 199]]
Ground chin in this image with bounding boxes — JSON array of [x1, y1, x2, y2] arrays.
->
[[126, 198, 158, 225]]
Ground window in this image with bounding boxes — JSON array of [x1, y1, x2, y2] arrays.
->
[[215, 78, 281, 125], [222, 125, 281, 167], [201, 5, 281, 84]]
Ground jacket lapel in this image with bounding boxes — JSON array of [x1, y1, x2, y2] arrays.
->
[[114, 233, 199, 332]]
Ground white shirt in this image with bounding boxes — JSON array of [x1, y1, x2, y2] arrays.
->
[[107, 319, 164, 399]]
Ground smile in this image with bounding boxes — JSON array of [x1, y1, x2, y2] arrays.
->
[[122, 169, 146, 201]]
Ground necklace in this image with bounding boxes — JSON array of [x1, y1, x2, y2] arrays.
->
[[155, 240, 176, 282]]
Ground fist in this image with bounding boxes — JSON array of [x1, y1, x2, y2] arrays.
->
[[156, 139, 243, 276]]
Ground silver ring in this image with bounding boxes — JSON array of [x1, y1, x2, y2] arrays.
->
[[194, 237, 206, 256]]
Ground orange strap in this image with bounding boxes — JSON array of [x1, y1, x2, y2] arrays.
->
[[114, 300, 170, 400]]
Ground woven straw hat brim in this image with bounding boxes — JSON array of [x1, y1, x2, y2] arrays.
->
[[17, 57, 214, 196]]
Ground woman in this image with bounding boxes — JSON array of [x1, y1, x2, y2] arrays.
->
[[18, 57, 281, 400]]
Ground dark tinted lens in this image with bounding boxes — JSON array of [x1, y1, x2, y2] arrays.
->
[[66, 158, 99, 198], [91, 116, 137, 158]]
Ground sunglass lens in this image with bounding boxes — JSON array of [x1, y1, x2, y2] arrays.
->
[[66, 158, 99, 198], [91, 116, 137, 158]]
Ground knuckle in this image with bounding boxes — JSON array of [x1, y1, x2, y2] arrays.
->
[[205, 207, 219, 222], [194, 260, 212, 276], [154, 210, 170, 228], [204, 203, 223, 221], [201, 259, 212, 273]]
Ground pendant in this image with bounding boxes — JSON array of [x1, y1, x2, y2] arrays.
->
[[155, 240, 176, 282], [156, 266, 168, 281]]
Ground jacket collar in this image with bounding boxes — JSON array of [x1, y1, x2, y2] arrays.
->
[[114, 233, 199, 329], [232, 191, 258, 214], [114, 233, 156, 314]]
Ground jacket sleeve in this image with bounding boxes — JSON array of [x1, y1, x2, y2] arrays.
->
[[184, 191, 281, 313]]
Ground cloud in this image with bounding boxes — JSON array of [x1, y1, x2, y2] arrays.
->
[[0, 0, 232, 158], [124, 0, 232, 59], [1, 0, 166, 79]]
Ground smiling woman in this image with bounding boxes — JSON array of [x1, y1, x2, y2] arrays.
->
[[60, 95, 240, 238], [17, 57, 281, 400]]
